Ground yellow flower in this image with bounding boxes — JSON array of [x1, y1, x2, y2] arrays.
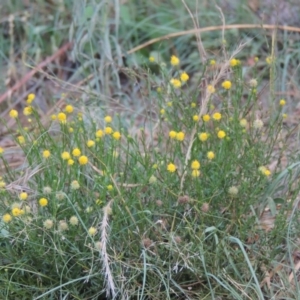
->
[[191, 102, 196, 108], [199, 132, 208, 141], [96, 129, 104, 138], [65, 105, 74, 113], [169, 131, 177, 139], [191, 170, 200, 177], [26, 93, 35, 104], [176, 132, 185, 141], [217, 130, 226, 139], [230, 58, 238, 67], [61, 151, 71, 160], [112, 131, 121, 140], [279, 99, 286, 106], [207, 151, 215, 160], [222, 80, 232, 90], [57, 112, 67, 123], [71, 180, 80, 190], [264, 169, 271, 177], [254, 56, 259, 62], [68, 159, 74, 165], [283, 113, 287, 119], [266, 56, 274, 65], [51, 114, 57, 121], [212, 112, 222, 121], [19, 192, 28, 201], [160, 109, 165, 115], [202, 114, 210, 122], [12, 207, 22, 217], [240, 119, 248, 127], [87, 140, 95, 147], [170, 78, 182, 88], [69, 216, 79, 226], [23, 106, 33, 116], [43, 219, 54, 229], [167, 101, 172, 107], [0, 181, 6, 188], [210, 59, 216, 66], [9, 109, 18, 118], [88, 226, 97, 236], [107, 184, 113, 191], [43, 150, 50, 159], [156, 87, 162, 93], [191, 160, 200, 170], [2, 213, 12, 223], [78, 155, 88, 165], [170, 55, 180, 66], [0, 147, 4, 155], [105, 127, 113, 135], [149, 56, 155, 62], [104, 115, 112, 123], [193, 115, 199, 122], [180, 72, 189, 82], [207, 85, 215, 94], [72, 148, 81, 157], [167, 163, 177, 173], [39, 197, 48, 207], [17, 136, 25, 144]]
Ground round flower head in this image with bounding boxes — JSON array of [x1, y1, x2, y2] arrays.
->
[[39, 198, 48, 207], [107, 184, 113, 191], [12, 207, 22, 217], [69, 216, 79, 226], [212, 112, 222, 121], [192, 170, 200, 177], [43, 219, 54, 229], [176, 132, 185, 141], [202, 114, 210, 122], [207, 85, 215, 94], [169, 131, 177, 139], [96, 129, 104, 138], [88, 226, 97, 236], [27, 93, 35, 104], [57, 112, 67, 123], [253, 119, 264, 129], [180, 72, 189, 82], [199, 132, 208, 142], [104, 115, 112, 123], [72, 148, 81, 157], [17, 136, 25, 144], [210, 59, 216, 66], [170, 55, 180, 66], [86, 140, 95, 147], [228, 186, 239, 196], [43, 186, 52, 194], [112, 131, 121, 140], [222, 80, 232, 90], [71, 180, 80, 190], [279, 99, 286, 106], [191, 160, 200, 170], [19, 192, 28, 201], [61, 151, 71, 160], [23, 106, 33, 116], [230, 58, 238, 67], [65, 105, 74, 113], [167, 163, 177, 173], [2, 213, 12, 223], [170, 78, 181, 88], [105, 127, 113, 135], [0, 147, 3, 155], [249, 79, 258, 88], [78, 155, 88, 165], [58, 220, 69, 231], [193, 115, 199, 122], [207, 151, 215, 160], [149, 56, 155, 62], [68, 159, 74, 166], [217, 130, 226, 139], [43, 150, 50, 159], [9, 109, 18, 119], [240, 119, 248, 127]]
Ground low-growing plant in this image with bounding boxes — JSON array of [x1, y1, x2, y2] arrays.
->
[[1, 45, 299, 299]]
